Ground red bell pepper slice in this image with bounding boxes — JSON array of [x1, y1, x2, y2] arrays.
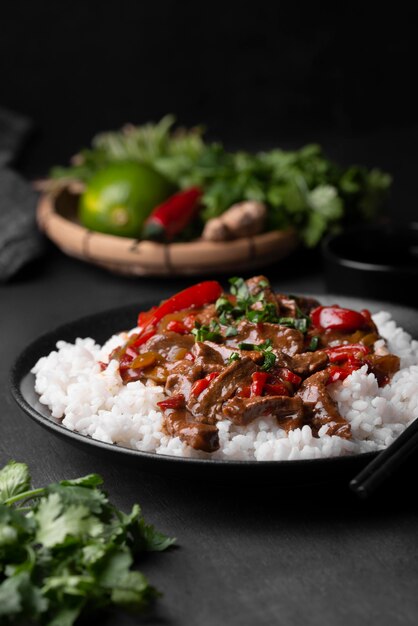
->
[[276, 367, 302, 387], [310, 306, 368, 332], [325, 343, 370, 364], [137, 281, 223, 332], [236, 385, 251, 398], [250, 372, 269, 397], [264, 382, 290, 396], [191, 371, 220, 397], [157, 394, 185, 410], [327, 362, 365, 383], [166, 320, 188, 334]]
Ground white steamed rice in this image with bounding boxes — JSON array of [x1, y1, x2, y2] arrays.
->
[[31, 311, 418, 461]]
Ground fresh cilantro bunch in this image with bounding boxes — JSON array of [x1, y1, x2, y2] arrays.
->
[[49, 116, 392, 247], [0, 461, 175, 625]]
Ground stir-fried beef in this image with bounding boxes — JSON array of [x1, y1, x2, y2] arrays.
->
[[203, 340, 264, 365], [110, 275, 400, 452], [277, 294, 321, 317], [164, 408, 220, 453], [193, 357, 257, 422], [141, 331, 195, 360], [222, 395, 303, 428], [298, 370, 351, 438], [229, 320, 304, 356], [290, 351, 328, 375]]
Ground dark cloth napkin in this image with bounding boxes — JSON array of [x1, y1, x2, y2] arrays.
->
[[0, 106, 45, 281]]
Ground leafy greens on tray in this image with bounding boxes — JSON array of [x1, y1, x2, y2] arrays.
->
[[49, 115, 391, 246]]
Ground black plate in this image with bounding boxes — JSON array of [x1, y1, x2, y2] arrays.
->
[[10, 295, 418, 485]]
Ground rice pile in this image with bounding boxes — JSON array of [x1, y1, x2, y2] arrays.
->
[[32, 311, 418, 461]]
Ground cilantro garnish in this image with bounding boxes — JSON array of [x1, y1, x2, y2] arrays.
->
[[238, 339, 277, 371], [228, 352, 240, 364], [192, 320, 223, 343], [0, 461, 175, 625], [215, 278, 311, 333]]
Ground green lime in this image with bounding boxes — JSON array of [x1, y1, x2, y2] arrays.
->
[[79, 161, 174, 237]]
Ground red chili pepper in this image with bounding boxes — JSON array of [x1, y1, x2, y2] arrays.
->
[[191, 372, 220, 397], [325, 343, 370, 364], [166, 320, 188, 334], [264, 382, 290, 396], [137, 281, 222, 331], [310, 306, 367, 332], [157, 394, 185, 410], [251, 371, 269, 397], [276, 368, 302, 387], [142, 187, 202, 241]]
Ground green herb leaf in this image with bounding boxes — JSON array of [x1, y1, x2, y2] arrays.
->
[[261, 352, 277, 372], [278, 316, 310, 333], [0, 461, 31, 505], [0, 571, 48, 620], [0, 462, 174, 624]]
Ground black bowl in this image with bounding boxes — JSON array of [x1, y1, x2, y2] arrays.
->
[[322, 222, 418, 306]]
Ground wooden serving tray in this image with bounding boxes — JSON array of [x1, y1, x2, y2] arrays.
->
[[37, 187, 299, 276]]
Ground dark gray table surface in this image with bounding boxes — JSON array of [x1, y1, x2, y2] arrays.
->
[[1, 247, 418, 626]]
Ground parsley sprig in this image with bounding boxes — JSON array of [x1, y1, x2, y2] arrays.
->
[[0, 461, 175, 625]]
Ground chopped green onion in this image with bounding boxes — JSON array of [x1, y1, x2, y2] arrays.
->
[[307, 336, 320, 351], [238, 342, 256, 351], [228, 352, 240, 364]]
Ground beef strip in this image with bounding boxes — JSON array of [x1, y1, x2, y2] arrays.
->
[[164, 408, 219, 453], [276, 294, 321, 317], [297, 370, 351, 438], [165, 360, 204, 398], [289, 351, 328, 376], [364, 353, 400, 386], [222, 395, 303, 428], [228, 320, 304, 356], [141, 331, 195, 360], [195, 304, 217, 327], [202, 340, 264, 365], [192, 357, 257, 422]]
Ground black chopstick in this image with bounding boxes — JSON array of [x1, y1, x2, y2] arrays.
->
[[350, 418, 418, 498]]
